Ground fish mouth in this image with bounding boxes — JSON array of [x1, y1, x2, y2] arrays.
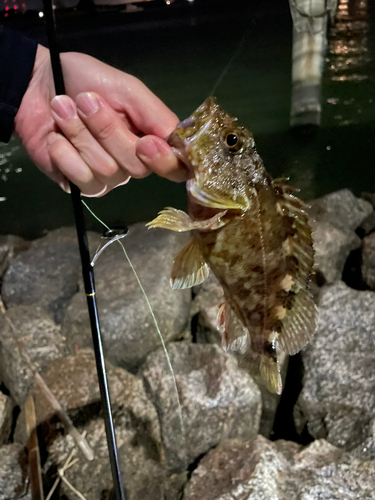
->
[[166, 132, 193, 172]]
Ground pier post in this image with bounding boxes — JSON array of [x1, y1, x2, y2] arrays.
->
[[289, 0, 338, 127]]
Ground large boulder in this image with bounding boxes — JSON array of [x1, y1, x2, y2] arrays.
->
[[184, 436, 375, 500], [0, 443, 30, 500], [1, 228, 98, 324], [361, 232, 375, 290], [140, 342, 261, 473], [31, 350, 165, 500], [0, 391, 13, 445], [0, 305, 66, 405], [308, 190, 372, 283], [63, 223, 191, 372], [0, 234, 28, 278], [295, 281, 375, 459]]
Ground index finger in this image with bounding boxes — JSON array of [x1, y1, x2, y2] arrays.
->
[[111, 75, 180, 138]]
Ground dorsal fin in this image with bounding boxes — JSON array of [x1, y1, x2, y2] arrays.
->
[[272, 179, 317, 354]]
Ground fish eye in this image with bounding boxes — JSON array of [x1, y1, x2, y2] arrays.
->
[[223, 130, 243, 153]]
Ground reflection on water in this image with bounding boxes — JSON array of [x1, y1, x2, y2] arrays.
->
[[0, 137, 22, 202], [1, 0, 375, 238], [326, 0, 372, 125]]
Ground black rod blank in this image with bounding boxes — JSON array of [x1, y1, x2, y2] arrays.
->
[[41, 2, 125, 499]]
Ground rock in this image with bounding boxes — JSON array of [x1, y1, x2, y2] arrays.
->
[[184, 436, 375, 500], [35, 350, 165, 500], [1, 227, 98, 324], [310, 219, 360, 284], [0, 234, 29, 278], [0, 443, 30, 500], [357, 211, 375, 238], [361, 191, 375, 208], [0, 391, 13, 445], [362, 232, 375, 290], [63, 223, 191, 372], [307, 190, 372, 284], [192, 273, 223, 345], [0, 305, 66, 405], [295, 281, 375, 459], [140, 342, 261, 473], [309, 189, 372, 232]]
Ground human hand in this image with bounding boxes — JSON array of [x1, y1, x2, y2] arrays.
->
[[14, 45, 187, 196]]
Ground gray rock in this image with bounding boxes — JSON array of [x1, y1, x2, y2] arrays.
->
[[309, 189, 372, 232], [295, 281, 375, 458], [0, 392, 13, 445], [63, 223, 191, 371], [308, 190, 372, 284], [37, 350, 165, 500], [358, 211, 375, 237], [183, 436, 375, 500], [0, 443, 30, 500], [362, 232, 375, 290], [0, 305, 66, 405], [1, 227, 97, 324], [192, 273, 223, 345], [360, 191, 375, 208], [140, 342, 261, 473], [310, 219, 360, 283], [0, 234, 29, 278]]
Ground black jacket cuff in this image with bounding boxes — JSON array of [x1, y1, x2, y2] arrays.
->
[[0, 26, 38, 143]]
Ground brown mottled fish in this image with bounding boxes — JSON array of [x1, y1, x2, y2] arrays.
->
[[147, 97, 317, 394]]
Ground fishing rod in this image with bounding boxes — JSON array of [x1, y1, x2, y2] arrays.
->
[[41, 1, 126, 499]]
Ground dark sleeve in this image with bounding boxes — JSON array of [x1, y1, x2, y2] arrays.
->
[[0, 26, 38, 143]]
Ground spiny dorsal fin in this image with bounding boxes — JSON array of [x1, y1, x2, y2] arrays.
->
[[272, 179, 317, 355], [273, 179, 314, 288], [170, 237, 209, 290]]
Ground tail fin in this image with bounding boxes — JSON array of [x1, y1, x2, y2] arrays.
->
[[240, 352, 282, 395]]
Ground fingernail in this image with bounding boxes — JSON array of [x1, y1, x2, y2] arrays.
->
[[59, 178, 71, 194], [137, 138, 160, 161], [76, 92, 100, 117], [51, 96, 75, 120]]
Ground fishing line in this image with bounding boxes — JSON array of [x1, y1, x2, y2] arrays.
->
[[82, 201, 186, 465], [210, 34, 247, 96], [208, 5, 265, 97]]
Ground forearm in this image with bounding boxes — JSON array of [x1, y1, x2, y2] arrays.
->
[[0, 26, 38, 143]]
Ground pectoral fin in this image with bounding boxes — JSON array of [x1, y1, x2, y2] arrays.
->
[[170, 237, 209, 289], [147, 207, 228, 232]]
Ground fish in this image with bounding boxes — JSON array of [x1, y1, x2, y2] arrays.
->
[[147, 97, 317, 394]]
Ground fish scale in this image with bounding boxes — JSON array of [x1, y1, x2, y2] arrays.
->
[[147, 97, 317, 394]]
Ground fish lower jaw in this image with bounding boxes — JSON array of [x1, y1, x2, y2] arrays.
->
[[170, 146, 193, 171]]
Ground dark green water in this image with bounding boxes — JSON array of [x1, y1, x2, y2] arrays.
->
[[1, 0, 375, 238]]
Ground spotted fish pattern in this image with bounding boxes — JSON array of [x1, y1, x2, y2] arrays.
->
[[147, 97, 317, 393]]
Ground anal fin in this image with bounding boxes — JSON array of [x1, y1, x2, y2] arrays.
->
[[170, 237, 209, 289]]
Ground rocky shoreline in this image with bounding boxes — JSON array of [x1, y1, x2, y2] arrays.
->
[[0, 188, 375, 499]]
